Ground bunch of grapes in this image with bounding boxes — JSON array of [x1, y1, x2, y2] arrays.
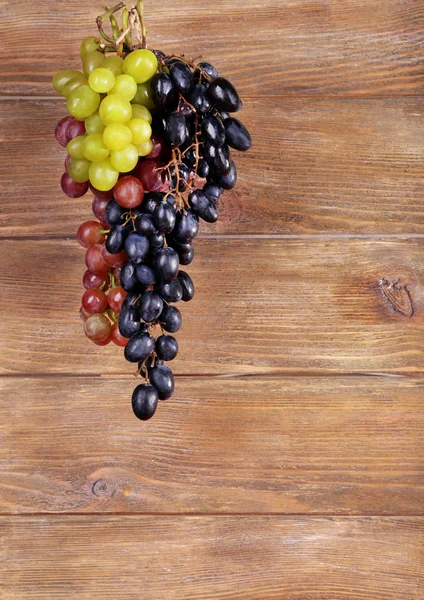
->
[[53, 2, 251, 421]]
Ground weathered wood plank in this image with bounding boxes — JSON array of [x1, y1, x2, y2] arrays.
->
[[0, 376, 422, 514], [1, 516, 422, 599], [0, 238, 423, 375], [1, 98, 424, 236], [1, 0, 424, 96]]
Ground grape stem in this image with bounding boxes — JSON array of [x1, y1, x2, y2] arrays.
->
[[96, 2, 125, 44], [136, 0, 147, 49]]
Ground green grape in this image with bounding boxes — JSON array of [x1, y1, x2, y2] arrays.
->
[[82, 50, 106, 77], [62, 73, 88, 98], [83, 133, 110, 162], [103, 123, 133, 151], [99, 94, 132, 125], [123, 49, 158, 84], [85, 110, 105, 135], [68, 157, 91, 183], [110, 144, 139, 172], [52, 69, 82, 95], [89, 158, 120, 191], [80, 36, 101, 58], [103, 55, 124, 76], [131, 104, 152, 124], [67, 85, 101, 120], [109, 74, 137, 101], [131, 82, 155, 110], [67, 135, 87, 159], [127, 118, 152, 144], [136, 139, 153, 157], [89, 67, 115, 93]]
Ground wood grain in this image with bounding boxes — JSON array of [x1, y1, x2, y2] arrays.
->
[[2, 516, 422, 599], [1, 97, 424, 235], [1, 0, 424, 96], [0, 376, 423, 514], [1, 238, 423, 375]]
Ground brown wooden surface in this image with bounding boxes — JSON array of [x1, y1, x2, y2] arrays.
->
[[0, 376, 422, 515], [1, 97, 424, 235], [1, 0, 423, 597], [1, 516, 422, 599], [2, 0, 424, 96]]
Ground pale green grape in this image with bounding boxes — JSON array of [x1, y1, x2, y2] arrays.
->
[[131, 82, 155, 110], [89, 68, 116, 93], [82, 51, 106, 77], [68, 157, 91, 183], [99, 94, 132, 125], [130, 104, 152, 124], [110, 144, 139, 172], [62, 73, 88, 98], [89, 158, 120, 191], [109, 74, 137, 101], [80, 36, 101, 58], [67, 135, 87, 159], [83, 133, 110, 162], [52, 69, 82, 95], [103, 55, 124, 76], [67, 85, 101, 120], [103, 123, 133, 151], [136, 139, 153, 157], [123, 49, 157, 84], [127, 118, 152, 144], [85, 110, 105, 135]]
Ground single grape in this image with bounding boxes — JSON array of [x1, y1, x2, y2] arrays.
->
[[101, 244, 127, 268], [105, 225, 126, 254], [119, 304, 142, 338], [80, 36, 101, 58], [85, 244, 110, 275], [93, 337, 112, 346], [189, 83, 211, 114], [123, 49, 158, 84], [207, 77, 240, 112], [111, 323, 129, 347], [52, 69, 82, 95], [65, 154, 72, 173], [203, 142, 231, 176], [166, 112, 188, 147], [156, 335, 178, 361], [210, 159, 237, 190], [83, 270, 107, 290], [158, 279, 183, 303], [85, 110, 106, 135], [108, 286, 127, 312], [55, 116, 74, 147], [178, 271, 195, 302], [203, 182, 223, 203], [149, 231, 164, 249], [188, 189, 219, 223], [103, 55, 125, 76], [134, 160, 169, 192], [169, 61, 193, 94], [202, 115, 226, 144], [83, 133, 110, 162], [224, 117, 252, 151], [197, 61, 218, 80], [145, 131, 165, 159], [84, 313, 112, 342], [62, 73, 89, 98], [89, 67, 115, 93], [77, 220, 106, 248], [198, 159, 210, 179], [68, 158, 91, 183], [132, 82, 155, 109], [105, 200, 126, 226], [160, 305, 182, 333], [131, 104, 152, 124], [150, 73, 178, 110], [89, 158, 119, 191], [60, 172, 89, 198], [67, 85, 100, 120], [139, 291, 163, 323], [99, 94, 132, 125], [153, 202, 176, 234], [92, 197, 109, 226], [124, 331, 155, 363], [136, 140, 154, 156], [66, 135, 86, 160], [178, 246, 194, 265], [136, 264, 157, 286], [110, 144, 139, 172], [174, 210, 199, 243], [135, 213, 157, 236], [132, 384, 159, 420], [120, 261, 139, 292], [140, 192, 164, 215], [65, 118, 86, 143], [149, 365, 174, 400], [155, 247, 179, 282], [109, 74, 137, 101], [127, 118, 152, 145], [103, 123, 132, 151], [124, 232, 149, 264], [82, 288, 108, 314], [82, 50, 106, 77]]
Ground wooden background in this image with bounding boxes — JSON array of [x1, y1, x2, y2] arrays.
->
[[1, 0, 423, 597]]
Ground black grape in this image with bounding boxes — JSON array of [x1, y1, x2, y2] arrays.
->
[[160, 305, 182, 333], [207, 77, 240, 112], [119, 305, 142, 338], [178, 271, 195, 302], [106, 225, 126, 254], [136, 264, 157, 286], [150, 73, 179, 110], [158, 279, 183, 303], [139, 291, 164, 323], [203, 141, 231, 175], [120, 261, 139, 291], [124, 233, 150, 263], [156, 335, 179, 361], [197, 61, 218, 80], [203, 182, 223, 203], [105, 200, 126, 226], [174, 210, 199, 243], [166, 112, 188, 146], [149, 365, 175, 400], [210, 159, 237, 190], [189, 84, 211, 114], [124, 332, 155, 363], [155, 247, 179, 282], [154, 201, 176, 233], [169, 61, 193, 94], [202, 115, 226, 144], [135, 214, 158, 236], [188, 189, 219, 223], [132, 384, 159, 421], [224, 117, 252, 151]]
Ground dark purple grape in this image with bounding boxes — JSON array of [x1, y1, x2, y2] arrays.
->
[[141, 192, 165, 215], [224, 117, 252, 151], [150, 73, 179, 110], [197, 61, 218, 80], [132, 384, 159, 421], [125, 332, 155, 363], [60, 173, 89, 198], [178, 247, 194, 265], [158, 279, 183, 303], [207, 77, 240, 112], [119, 305, 141, 338], [106, 225, 126, 254], [202, 115, 226, 144], [169, 238, 193, 256], [203, 182, 223, 203], [106, 200, 126, 226], [139, 291, 164, 323], [203, 142, 231, 175], [220, 111, 230, 121], [174, 210, 199, 243], [179, 100, 195, 119], [155, 247, 179, 282], [135, 214, 158, 236], [160, 305, 182, 333], [124, 232, 149, 264], [136, 264, 157, 286], [153, 49, 166, 60], [120, 261, 139, 292], [210, 160, 237, 190], [183, 148, 197, 167], [156, 335, 178, 361], [149, 231, 165, 249], [149, 365, 174, 400], [169, 61, 193, 94], [178, 271, 195, 302], [166, 112, 188, 147], [154, 201, 176, 233], [198, 159, 210, 178], [189, 84, 211, 114], [188, 189, 219, 223]]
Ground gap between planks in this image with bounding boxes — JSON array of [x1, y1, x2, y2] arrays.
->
[[0, 512, 420, 518], [3, 234, 424, 241], [2, 94, 424, 100]]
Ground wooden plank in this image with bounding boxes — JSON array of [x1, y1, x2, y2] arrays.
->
[[0, 376, 422, 514], [1, 0, 424, 96], [0, 238, 423, 375], [1, 516, 422, 599], [1, 98, 424, 236]]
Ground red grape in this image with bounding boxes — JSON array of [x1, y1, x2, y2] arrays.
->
[[79, 305, 91, 321], [60, 172, 89, 198], [65, 118, 86, 143], [146, 131, 166, 159], [89, 183, 114, 201], [112, 267, 121, 284], [111, 323, 129, 347], [82, 289, 108, 314], [92, 197, 109, 226], [94, 337, 112, 346], [134, 160, 169, 192], [85, 244, 110, 275], [101, 244, 127, 268], [108, 286, 127, 312], [65, 154, 72, 173], [83, 270, 107, 290], [84, 313, 112, 342], [113, 176, 144, 208], [77, 220, 106, 248], [55, 116, 73, 147]]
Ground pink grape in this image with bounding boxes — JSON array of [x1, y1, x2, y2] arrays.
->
[[77, 220, 106, 248], [85, 244, 110, 275], [60, 172, 89, 198], [107, 286, 127, 312], [84, 313, 112, 342], [65, 118, 86, 143], [83, 270, 107, 290], [92, 197, 109, 226], [82, 289, 108, 314], [134, 159, 169, 192], [55, 116, 74, 147], [101, 244, 127, 268], [111, 323, 129, 347]]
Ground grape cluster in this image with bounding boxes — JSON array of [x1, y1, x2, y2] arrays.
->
[[53, 3, 251, 421]]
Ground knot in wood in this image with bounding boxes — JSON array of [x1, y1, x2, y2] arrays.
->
[[379, 278, 414, 317], [92, 479, 112, 497]]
